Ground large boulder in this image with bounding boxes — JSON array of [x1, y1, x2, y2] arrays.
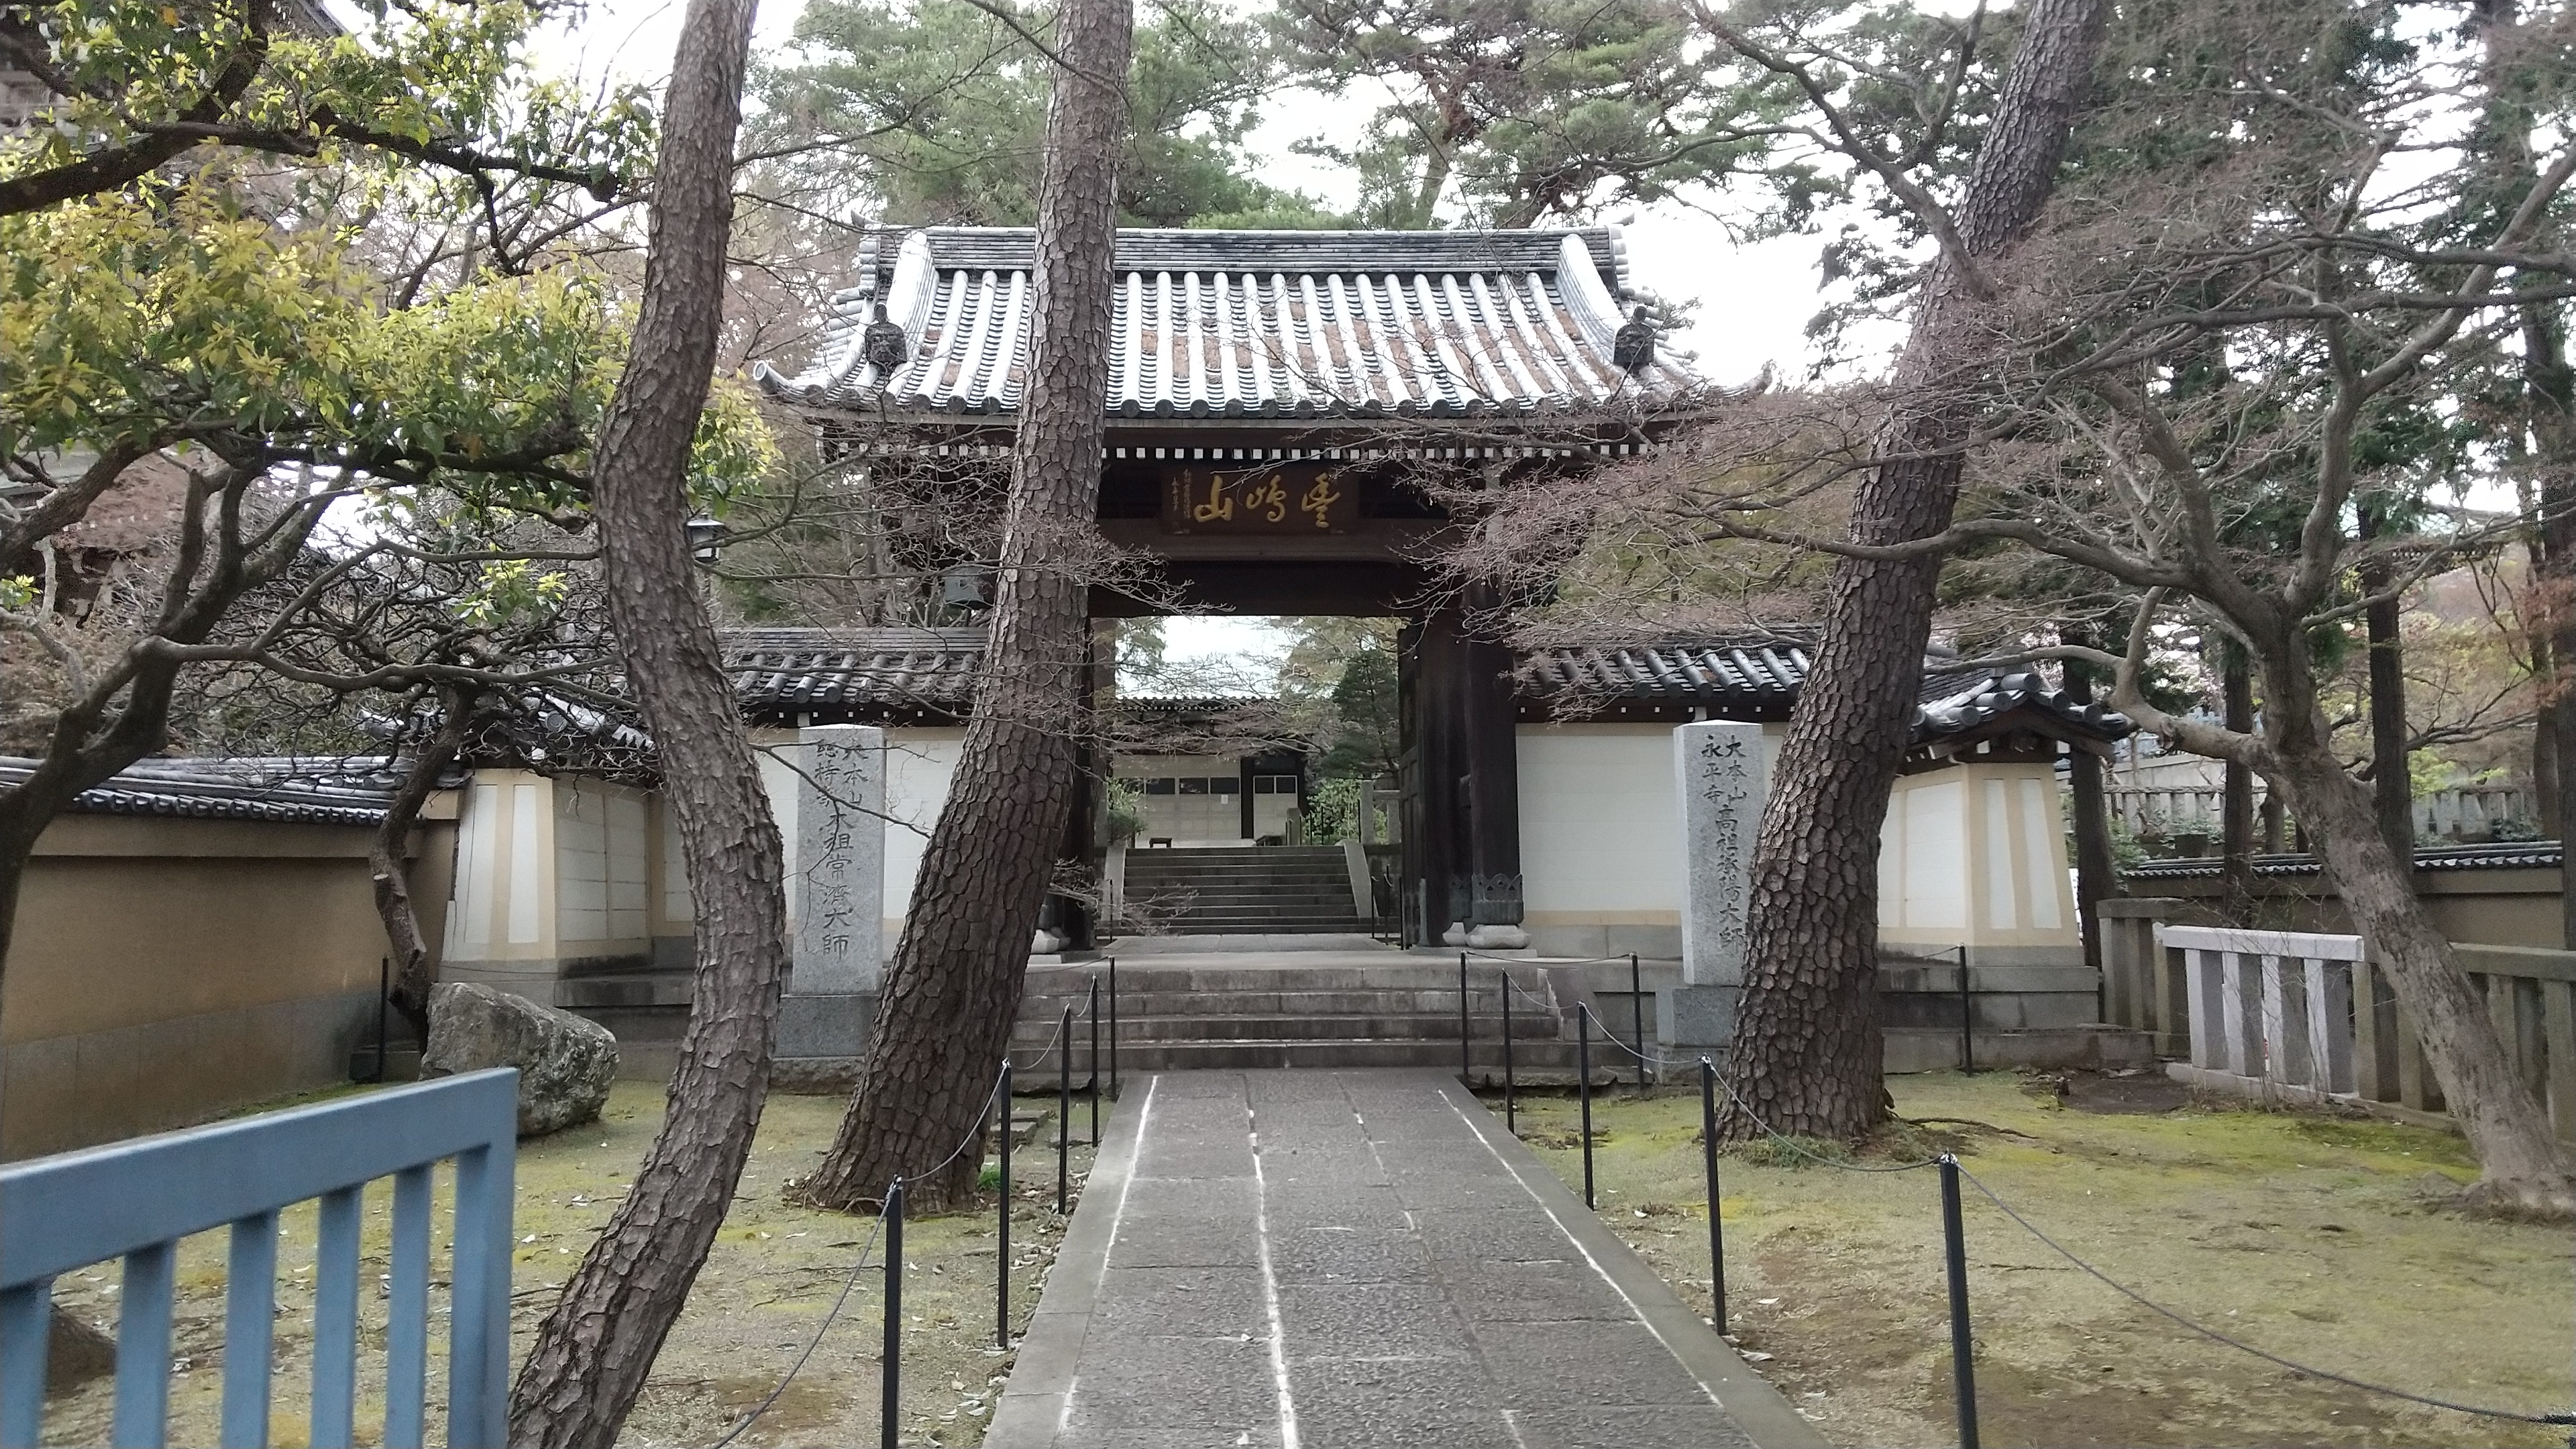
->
[[421, 982, 619, 1138], [46, 1313, 114, 1394]]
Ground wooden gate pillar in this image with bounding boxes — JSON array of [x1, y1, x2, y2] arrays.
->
[[1407, 604, 1523, 947]]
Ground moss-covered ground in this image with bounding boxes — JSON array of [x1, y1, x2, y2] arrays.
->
[[1497, 1069, 2571, 1448], [40, 1082, 1102, 1448]]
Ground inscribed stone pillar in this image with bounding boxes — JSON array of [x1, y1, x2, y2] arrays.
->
[[776, 724, 885, 1087], [1668, 721, 1772, 1045]]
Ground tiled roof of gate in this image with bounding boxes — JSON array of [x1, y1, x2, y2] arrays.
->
[[1515, 640, 1808, 710], [719, 627, 2133, 743], [1915, 668, 2130, 742], [0, 755, 404, 826], [752, 226, 1695, 420], [1515, 641, 2133, 741], [727, 626, 986, 714]]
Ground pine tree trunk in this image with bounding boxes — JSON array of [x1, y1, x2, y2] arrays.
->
[[2062, 651, 2116, 974], [2358, 504, 2415, 861], [2220, 645, 2255, 914], [2269, 742, 2572, 1214], [2527, 310, 2576, 945], [793, 0, 1132, 1216], [505, 3, 786, 1444], [1723, 0, 2110, 1138]]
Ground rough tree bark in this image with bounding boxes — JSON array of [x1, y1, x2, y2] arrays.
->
[[505, 1, 789, 1445], [1721, 0, 2112, 1138], [2263, 729, 2572, 1214], [793, 0, 1132, 1216], [2220, 643, 2255, 912], [2357, 504, 2416, 862], [2062, 645, 2116, 974], [368, 685, 477, 1042]]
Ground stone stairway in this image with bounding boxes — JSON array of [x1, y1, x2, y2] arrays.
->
[[1120, 845, 1373, 934], [1008, 959, 1611, 1085], [555, 969, 692, 1081]]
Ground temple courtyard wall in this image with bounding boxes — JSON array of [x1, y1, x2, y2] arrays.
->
[[0, 809, 455, 1159]]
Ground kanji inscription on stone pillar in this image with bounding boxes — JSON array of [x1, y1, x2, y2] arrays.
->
[[1676, 721, 1772, 989], [792, 724, 885, 995]]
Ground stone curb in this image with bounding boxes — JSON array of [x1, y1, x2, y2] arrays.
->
[[982, 1075, 1153, 1448]]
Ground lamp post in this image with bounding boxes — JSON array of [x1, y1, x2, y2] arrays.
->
[[684, 515, 721, 608], [684, 515, 722, 564]]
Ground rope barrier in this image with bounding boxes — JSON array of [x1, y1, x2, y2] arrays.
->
[[1460, 949, 1638, 965], [1951, 1165, 2576, 1426], [900, 1066, 1013, 1187], [1004, 1009, 1071, 1067]]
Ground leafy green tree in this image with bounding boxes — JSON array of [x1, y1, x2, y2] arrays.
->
[[0, 173, 769, 991], [1269, 0, 1757, 227], [757, 0, 1341, 226], [0, 1, 651, 218], [0, 0, 764, 1014]]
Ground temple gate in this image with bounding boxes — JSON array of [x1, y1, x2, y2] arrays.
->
[[756, 224, 1695, 949]]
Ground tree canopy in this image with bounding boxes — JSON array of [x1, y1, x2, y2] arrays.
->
[[757, 0, 1344, 227]]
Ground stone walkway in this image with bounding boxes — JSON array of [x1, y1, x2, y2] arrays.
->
[[984, 1069, 1824, 1449]]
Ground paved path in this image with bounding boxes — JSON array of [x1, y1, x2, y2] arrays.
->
[[985, 1069, 1825, 1449]]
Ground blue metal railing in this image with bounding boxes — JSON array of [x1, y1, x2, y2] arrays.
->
[[0, 1069, 519, 1449]]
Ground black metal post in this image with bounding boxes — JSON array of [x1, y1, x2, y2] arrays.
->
[[1629, 953, 1647, 1090], [1501, 966, 1515, 1133], [1057, 1005, 1073, 1214], [1699, 1058, 1726, 1333], [1939, 1156, 1980, 1449], [1087, 977, 1101, 1147], [1107, 956, 1119, 1097], [883, 1178, 904, 1449], [373, 955, 390, 1083], [1577, 1003, 1595, 1209], [998, 1062, 1013, 1348], [1458, 951, 1471, 1082], [1957, 945, 1974, 1074]]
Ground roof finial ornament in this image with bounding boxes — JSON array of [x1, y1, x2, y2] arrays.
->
[[1613, 305, 1656, 375], [863, 301, 909, 375]]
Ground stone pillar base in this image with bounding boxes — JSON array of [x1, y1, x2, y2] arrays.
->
[[773, 992, 875, 1093], [1658, 984, 1739, 1049], [1464, 924, 1529, 951]]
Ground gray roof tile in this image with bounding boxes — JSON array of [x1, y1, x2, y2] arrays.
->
[[0, 756, 404, 826], [754, 226, 1692, 421]]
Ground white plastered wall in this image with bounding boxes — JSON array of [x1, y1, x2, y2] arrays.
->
[[882, 727, 964, 953], [442, 770, 653, 1000], [1517, 725, 2081, 963], [1877, 761, 2079, 951], [1516, 723, 1699, 955]]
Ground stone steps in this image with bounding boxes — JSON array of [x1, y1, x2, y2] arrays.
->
[[1011, 1013, 1562, 1043], [1002, 1039, 1607, 1083], [1118, 845, 1364, 936], [558, 955, 1592, 1083]]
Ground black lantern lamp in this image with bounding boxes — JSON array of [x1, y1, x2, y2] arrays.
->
[[685, 515, 722, 564], [940, 566, 992, 611]]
